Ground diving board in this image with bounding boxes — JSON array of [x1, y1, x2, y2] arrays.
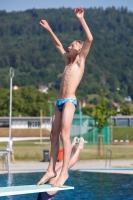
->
[[0, 184, 74, 197]]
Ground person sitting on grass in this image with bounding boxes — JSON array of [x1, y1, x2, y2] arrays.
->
[[37, 137, 84, 200]]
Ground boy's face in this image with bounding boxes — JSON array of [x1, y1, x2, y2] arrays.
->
[[67, 41, 80, 57]]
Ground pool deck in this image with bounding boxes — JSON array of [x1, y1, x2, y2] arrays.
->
[[1, 160, 133, 174]]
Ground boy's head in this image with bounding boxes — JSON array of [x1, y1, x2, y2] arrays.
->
[[67, 40, 84, 57], [76, 40, 84, 50]]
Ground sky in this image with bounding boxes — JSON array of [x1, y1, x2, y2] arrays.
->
[[0, 0, 133, 12]]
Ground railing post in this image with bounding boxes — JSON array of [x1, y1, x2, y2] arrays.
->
[[105, 150, 112, 167]]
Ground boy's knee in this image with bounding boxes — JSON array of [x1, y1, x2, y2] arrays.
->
[[50, 132, 59, 142], [60, 132, 70, 142]]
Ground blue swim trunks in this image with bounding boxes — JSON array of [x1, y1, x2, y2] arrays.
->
[[56, 98, 77, 111]]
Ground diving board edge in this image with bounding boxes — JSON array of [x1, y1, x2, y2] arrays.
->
[[0, 184, 74, 197]]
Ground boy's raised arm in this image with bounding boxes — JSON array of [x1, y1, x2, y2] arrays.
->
[[74, 8, 93, 60], [39, 20, 67, 61]]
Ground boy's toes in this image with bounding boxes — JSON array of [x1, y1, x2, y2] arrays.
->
[[78, 137, 84, 150], [71, 137, 78, 147]]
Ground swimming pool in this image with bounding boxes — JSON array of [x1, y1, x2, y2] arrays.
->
[[0, 171, 133, 200]]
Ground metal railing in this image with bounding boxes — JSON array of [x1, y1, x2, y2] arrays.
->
[[0, 151, 9, 171], [105, 150, 112, 167]]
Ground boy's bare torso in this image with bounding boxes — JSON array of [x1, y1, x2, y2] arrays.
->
[[58, 60, 84, 99]]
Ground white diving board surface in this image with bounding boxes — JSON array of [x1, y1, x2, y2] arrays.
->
[[0, 184, 74, 197]]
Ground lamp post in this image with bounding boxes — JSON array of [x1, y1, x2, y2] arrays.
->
[[8, 67, 14, 174], [40, 109, 42, 143]]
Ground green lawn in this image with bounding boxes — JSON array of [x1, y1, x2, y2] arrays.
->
[[0, 126, 133, 161], [0, 139, 133, 161], [0, 141, 51, 161], [113, 127, 133, 141]]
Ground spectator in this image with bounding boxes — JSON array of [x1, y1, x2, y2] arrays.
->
[[6, 136, 15, 163]]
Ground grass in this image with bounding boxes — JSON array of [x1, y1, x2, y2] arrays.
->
[[1, 140, 133, 161], [80, 144, 133, 160], [0, 141, 51, 161], [0, 126, 133, 161], [113, 127, 133, 141]]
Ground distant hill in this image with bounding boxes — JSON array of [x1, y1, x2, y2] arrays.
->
[[0, 7, 133, 103]]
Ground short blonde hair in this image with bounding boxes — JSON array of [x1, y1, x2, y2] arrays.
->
[[76, 40, 84, 50]]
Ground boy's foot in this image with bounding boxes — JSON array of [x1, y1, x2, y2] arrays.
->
[[52, 172, 69, 187], [71, 137, 78, 147], [71, 137, 78, 154], [37, 171, 56, 185], [77, 137, 84, 150]]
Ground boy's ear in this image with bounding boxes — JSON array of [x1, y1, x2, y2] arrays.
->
[[78, 49, 81, 53]]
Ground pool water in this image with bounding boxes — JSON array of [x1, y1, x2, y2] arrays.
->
[[0, 171, 133, 200]]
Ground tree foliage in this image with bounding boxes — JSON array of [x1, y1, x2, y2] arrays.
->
[[82, 90, 117, 133], [0, 7, 133, 102], [0, 86, 52, 116], [120, 104, 133, 115]]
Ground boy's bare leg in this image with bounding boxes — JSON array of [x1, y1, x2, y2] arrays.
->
[[47, 137, 84, 197], [68, 137, 84, 168], [54, 136, 78, 171], [11, 152, 15, 163], [53, 102, 75, 187], [37, 107, 62, 185]]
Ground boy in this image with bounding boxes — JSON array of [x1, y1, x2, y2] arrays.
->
[[38, 7, 93, 187]]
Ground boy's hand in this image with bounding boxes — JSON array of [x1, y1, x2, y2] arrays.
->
[[74, 7, 84, 19], [39, 20, 50, 30]]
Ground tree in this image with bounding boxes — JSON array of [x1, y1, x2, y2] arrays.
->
[[82, 90, 116, 157], [0, 86, 51, 116], [121, 104, 133, 115], [0, 8, 133, 101]]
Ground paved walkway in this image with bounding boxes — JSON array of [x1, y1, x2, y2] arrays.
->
[[1, 160, 133, 174]]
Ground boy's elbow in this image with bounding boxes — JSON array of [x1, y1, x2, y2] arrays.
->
[[89, 36, 93, 42], [86, 37, 93, 44]]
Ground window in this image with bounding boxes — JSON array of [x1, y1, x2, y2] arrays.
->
[[0, 122, 9, 128], [28, 121, 40, 128]]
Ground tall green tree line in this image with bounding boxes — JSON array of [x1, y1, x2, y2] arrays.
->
[[0, 7, 133, 102], [0, 86, 56, 116]]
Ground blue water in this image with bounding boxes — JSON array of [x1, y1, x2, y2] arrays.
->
[[0, 171, 133, 200]]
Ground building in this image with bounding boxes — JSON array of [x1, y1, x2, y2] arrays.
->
[[0, 115, 133, 128], [124, 96, 132, 102], [12, 85, 20, 90], [111, 115, 133, 126], [0, 117, 51, 130], [39, 85, 49, 93]]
